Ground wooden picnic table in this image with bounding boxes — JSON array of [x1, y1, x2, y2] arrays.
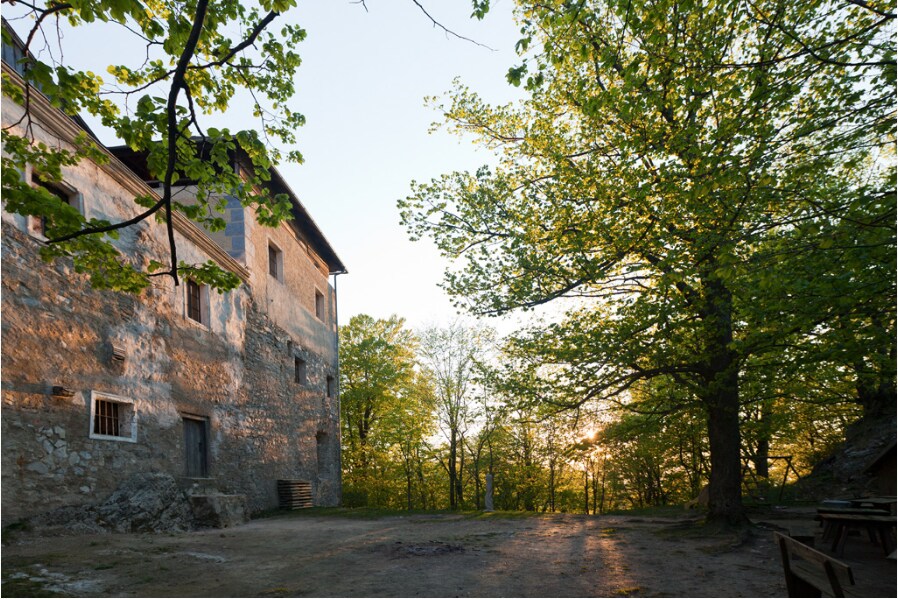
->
[[817, 512, 896, 557], [848, 497, 897, 513]]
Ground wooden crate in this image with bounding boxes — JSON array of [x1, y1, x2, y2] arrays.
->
[[277, 479, 313, 509]]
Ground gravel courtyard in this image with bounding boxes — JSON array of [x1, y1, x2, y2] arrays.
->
[[2, 509, 886, 597]]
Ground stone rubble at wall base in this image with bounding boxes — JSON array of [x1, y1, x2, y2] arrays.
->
[[22, 472, 248, 534]]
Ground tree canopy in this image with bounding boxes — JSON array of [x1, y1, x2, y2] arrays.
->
[[1, 0, 494, 292], [400, 0, 895, 523], [2, 0, 308, 291]]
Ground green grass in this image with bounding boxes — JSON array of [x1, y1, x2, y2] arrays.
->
[[255, 504, 717, 521], [255, 506, 548, 520], [600, 505, 691, 518], [1, 570, 69, 598]]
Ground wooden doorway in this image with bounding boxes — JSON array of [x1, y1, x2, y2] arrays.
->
[[183, 416, 208, 478]]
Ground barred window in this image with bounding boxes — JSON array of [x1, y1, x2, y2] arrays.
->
[[89, 391, 137, 443], [94, 399, 120, 436], [185, 279, 210, 326]]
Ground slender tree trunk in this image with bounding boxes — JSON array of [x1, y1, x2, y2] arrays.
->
[[592, 464, 598, 514], [448, 428, 458, 510], [753, 400, 772, 479], [583, 469, 590, 515], [457, 435, 465, 509], [549, 459, 556, 512], [416, 448, 427, 509]]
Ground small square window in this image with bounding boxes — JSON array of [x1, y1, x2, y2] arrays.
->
[[185, 279, 210, 326], [89, 391, 137, 443], [326, 375, 335, 398], [294, 357, 307, 385], [269, 242, 283, 281], [315, 289, 325, 321]]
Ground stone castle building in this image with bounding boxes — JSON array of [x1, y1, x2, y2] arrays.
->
[[1, 32, 346, 525]]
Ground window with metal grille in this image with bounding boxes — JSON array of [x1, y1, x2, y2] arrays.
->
[[89, 391, 136, 443], [187, 279, 202, 323], [94, 399, 120, 436]]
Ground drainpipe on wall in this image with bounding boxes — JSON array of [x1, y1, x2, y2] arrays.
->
[[331, 269, 346, 505]]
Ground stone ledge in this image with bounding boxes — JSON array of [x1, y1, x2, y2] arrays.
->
[[188, 494, 248, 529]]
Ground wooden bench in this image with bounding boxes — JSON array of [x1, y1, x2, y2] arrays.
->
[[774, 532, 858, 597]]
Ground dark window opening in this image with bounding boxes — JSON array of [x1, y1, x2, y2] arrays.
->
[[187, 279, 202, 323], [94, 400, 121, 437], [295, 357, 306, 384], [32, 177, 76, 235], [269, 243, 282, 280], [326, 375, 335, 398], [315, 290, 325, 320]]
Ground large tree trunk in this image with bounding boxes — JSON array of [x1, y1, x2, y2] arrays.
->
[[701, 275, 747, 525]]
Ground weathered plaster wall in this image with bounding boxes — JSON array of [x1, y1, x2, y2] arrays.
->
[[2, 224, 341, 524], [246, 207, 337, 361], [1, 82, 342, 525]]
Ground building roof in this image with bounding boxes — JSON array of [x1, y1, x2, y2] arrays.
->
[[3, 18, 345, 276], [107, 144, 346, 275]]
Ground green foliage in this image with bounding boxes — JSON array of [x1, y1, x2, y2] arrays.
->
[[1, 0, 308, 292], [339, 314, 437, 508], [400, 0, 895, 520]]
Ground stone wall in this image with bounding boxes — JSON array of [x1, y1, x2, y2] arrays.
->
[[1, 222, 340, 525], [2, 63, 342, 526]]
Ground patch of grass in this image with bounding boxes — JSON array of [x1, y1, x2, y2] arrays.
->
[[613, 586, 642, 596], [601, 505, 688, 518], [467, 510, 542, 520], [254, 507, 545, 521], [2, 570, 69, 598], [93, 564, 115, 571], [600, 527, 617, 537]]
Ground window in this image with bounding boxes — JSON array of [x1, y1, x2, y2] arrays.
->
[[185, 279, 209, 326], [89, 391, 137, 443], [28, 175, 82, 237], [268, 242, 283, 281], [315, 289, 326, 321], [187, 280, 202, 322], [326, 375, 335, 398], [294, 357, 307, 384]]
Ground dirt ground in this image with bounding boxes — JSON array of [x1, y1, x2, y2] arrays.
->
[[2, 509, 895, 597]]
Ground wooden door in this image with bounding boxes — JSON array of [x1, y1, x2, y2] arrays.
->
[[183, 417, 208, 478]]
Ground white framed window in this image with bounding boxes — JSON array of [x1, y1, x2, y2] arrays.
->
[[268, 241, 283, 282], [89, 391, 137, 443], [185, 279, 210, 326]]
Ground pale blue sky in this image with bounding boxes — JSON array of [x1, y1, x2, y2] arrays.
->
[[6, 0, 526, 331], [284, 1, 524, 330]]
